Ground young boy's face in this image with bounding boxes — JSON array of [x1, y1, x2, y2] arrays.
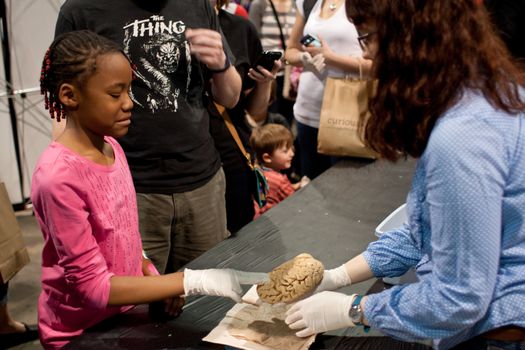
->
[[267, 145, 294, 171]]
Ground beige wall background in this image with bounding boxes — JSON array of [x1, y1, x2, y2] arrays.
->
[[0, 0, 64, 204]]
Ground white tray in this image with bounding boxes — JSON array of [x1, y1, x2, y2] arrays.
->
[[374, 204, 417, 285], [375, 203, 407, 237]]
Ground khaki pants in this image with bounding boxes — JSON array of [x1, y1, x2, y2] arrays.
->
[[137, 168, 229, 273]]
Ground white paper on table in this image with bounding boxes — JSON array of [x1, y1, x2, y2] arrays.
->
[[242, 284, 261, 304], [202, 285, 316, 350]]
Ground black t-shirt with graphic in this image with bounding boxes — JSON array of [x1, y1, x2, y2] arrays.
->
[[55, 0, 233, 193], [209, 10, 263, 175]]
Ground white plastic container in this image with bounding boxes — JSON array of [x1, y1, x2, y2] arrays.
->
[[375, 204, 417, 285], [375, 203, 407, 237]]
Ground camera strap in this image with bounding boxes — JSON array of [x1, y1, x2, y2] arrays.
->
[[213, 102, 254, 171]]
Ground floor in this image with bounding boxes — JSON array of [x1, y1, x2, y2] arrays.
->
[[6, 210, 44, 350]]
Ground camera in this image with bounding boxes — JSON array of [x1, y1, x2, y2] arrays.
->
[[253, 50, 283, 72]]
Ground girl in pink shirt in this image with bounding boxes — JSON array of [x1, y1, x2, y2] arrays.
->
[[32, 30, 267, 350]]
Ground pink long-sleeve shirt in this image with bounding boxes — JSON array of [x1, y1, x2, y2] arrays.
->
[[31, 137, 143, 349]]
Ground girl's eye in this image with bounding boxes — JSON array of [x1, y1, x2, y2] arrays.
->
[[110, 93, 120, 98]]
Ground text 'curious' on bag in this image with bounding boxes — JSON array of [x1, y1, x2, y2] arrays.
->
[[317, 60, 378, 159]]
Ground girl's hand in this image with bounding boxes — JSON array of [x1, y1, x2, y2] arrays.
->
[[184, 268, 269, 302], [248, 59, 282, 83], [142, 258, 184, 318], [164, 296, 185, 317]]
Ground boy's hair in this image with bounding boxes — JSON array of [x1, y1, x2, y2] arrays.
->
[[40, 30, 124, 121], [250, 124, 294, 164]]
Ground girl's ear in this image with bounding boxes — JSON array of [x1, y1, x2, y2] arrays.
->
[[262, 152, 272, 165], [58, 83, 79, 110]]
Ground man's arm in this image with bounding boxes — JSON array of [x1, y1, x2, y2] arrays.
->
[[245, 61, 281, 122], [210, 65, 242, 108], [185, 28, 241, 108]]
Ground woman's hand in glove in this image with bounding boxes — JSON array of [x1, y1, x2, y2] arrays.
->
[[183, 268, 269, 302], [314, 264, 352, 293], [285, 291, 357, 337], [300, 52, 326, 75]]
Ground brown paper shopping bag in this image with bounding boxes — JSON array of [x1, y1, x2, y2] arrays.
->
[[317, 64, 378, 159], [0, 183, 30, 283]]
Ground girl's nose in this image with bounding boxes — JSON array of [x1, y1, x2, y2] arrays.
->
[[123, 92, 134, 111]]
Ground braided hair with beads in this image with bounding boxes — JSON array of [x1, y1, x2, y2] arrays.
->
[[40, 30, 130, 122]]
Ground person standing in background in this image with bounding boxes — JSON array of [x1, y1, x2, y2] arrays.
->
[[250, 0, 296, 125], [284, 0, 371, 179], [53, 0, 242, 274], [0, 183, 38, 348], [222, 1, 250, 18], [240, 0, 254, 11], [209, 0, 281, 233]]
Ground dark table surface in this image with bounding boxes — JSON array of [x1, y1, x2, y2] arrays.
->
[[65, 158, 431, 350]]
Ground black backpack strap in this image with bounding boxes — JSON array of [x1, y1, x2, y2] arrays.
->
[[303, 0, 318, 22], [268, 0, 287, 50]]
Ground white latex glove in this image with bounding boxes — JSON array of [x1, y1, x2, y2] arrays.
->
[[311, 53, 326, 72], [300, 52, 325, 75], [299, 176, 311, 188], [285, 291, 356, 337], [314, 264, 352, 293], [183, 268, 268, 303]]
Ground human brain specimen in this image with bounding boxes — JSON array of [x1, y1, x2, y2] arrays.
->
[[257, 253, 324, 304]]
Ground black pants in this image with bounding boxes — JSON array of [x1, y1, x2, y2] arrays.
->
[[225, 169, 255, 234], [451, 336, 525, 350], [269, 75, 295, 126]]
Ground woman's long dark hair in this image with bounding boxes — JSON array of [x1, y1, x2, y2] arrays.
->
[[347, 0, 525, 160]]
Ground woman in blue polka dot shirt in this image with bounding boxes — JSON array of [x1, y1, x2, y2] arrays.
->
[[284, 1, 525, 349]]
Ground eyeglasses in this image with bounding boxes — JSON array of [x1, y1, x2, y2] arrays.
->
[[357, 31, 377, 51]]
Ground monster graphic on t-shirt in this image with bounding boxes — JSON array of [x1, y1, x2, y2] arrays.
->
[[123, 15, 192, 114]]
